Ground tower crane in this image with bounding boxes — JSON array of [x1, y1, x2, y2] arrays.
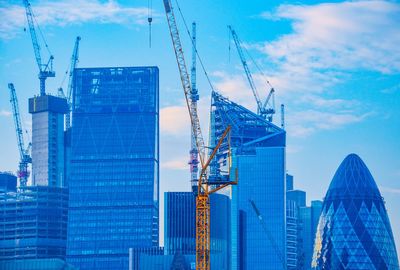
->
[[228, 26, 275, 121], [64, 36, 81, 129], [8, 83, 32, 187], [188, 22, 199, 193], [23, 0, 55, 96], [162, 1, 237, 269]]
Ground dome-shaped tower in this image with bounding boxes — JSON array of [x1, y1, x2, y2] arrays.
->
[[312, 154, 399, 269]]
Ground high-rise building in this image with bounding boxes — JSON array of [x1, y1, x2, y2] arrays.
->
[[29, 95, 68, 187], [163, 192, 230, 268], [296, 200, 323, 270], [131, 192, 230, 270], [209, 91, 286, 270], [1, 93, 69, 263], [286, 199, 298, 270], [66, 67, 159, 269], [286, 175, 322, 270], [164, 192, 196, 255], [287, 189, 306, 270], [0, 186, 68, 261], [312, 154, 399, 269]]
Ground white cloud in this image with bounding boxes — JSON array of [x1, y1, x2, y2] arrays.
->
[[380, 186, 400, 195], [261, 1, 400, 85], [161, 159, 188, 170], [381, 84, 400, 94], [213, 1, 399, 137], [160, 105, 190, 136], [0, 0, 151, 39], [296, 94, 360, 109], [0, 110, 12, 117], [287, 110, 371, 138], [159, 97, 211, 137]]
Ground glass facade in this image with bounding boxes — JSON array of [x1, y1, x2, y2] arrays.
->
[[312, 154, 399, 269], [163, 192, 231, 270], [209, 91, 286, 270], [287, 189, 306, 269], [0, 258, 76, 270], [165, 192, 196, 255], [0, 186, 68, 261], [287, 199, 298, 269], [67, 67, 159, 270]]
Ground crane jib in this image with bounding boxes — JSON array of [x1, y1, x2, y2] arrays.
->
[[163, 0, 171, 13]]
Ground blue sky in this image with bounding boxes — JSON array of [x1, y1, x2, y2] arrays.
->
[[0, 0, 399, 253]]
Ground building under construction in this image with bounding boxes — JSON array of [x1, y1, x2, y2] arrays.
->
[[209, 91, 286, 270]]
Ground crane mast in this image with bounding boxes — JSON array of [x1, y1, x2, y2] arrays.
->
[[189, 22, 199, 193], [162, 1, 237, 269], [23, 0, 55, 96], [8, 83, 31, 187], [228, 25, 275, 121], [162, 0, 206, 166], [65, 36, 81, 129]]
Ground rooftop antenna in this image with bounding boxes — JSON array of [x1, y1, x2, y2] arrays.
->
[[148, 0, 153, 48], [281, 104, 285, 129]]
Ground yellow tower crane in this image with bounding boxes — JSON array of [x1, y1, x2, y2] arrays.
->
[[162, 1, 238, 269]]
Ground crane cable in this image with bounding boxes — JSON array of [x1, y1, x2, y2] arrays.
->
[[244, 47, 274, 89], [31, 8, 52, 57], [174, 0, 215, 93]]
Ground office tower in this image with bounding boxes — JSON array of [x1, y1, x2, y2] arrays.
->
[[29, 95, 68, 187], [286, 199, 298, 270], [131, 191, 230, 270], [66, 67, 159, 269], [0, 186, 68, 261], [165, 192, 230, 269], [164, 192, 196, 255], [287, 189, 306, 269], [209, 91, 286, 270], [297, 200, 323, 270], [312, 154, 399, 269], [286, 174, 323, 270], [1, 93, 69, 263]]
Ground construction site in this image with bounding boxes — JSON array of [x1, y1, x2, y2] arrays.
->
[[2, 1, 399, 270], [1, 0, 308, 269]]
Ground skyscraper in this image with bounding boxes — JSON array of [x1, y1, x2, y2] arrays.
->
[[164, 192, 230, 269], [130, 192, 230, 270], [312, 154, 399, 269], [29, 95, 69, 187], [66, 67, 159, 270], [287, 189, 306, 270], [1, 94, 69, 263], [209, 91, 286, 270]]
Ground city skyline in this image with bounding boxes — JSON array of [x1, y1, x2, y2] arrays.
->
[[0, 0, 399, 257]]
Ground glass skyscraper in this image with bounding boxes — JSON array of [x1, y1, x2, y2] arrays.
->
[[66, 67, 159, 269], [209, 91, 286, 270], [312, 154, 399, 269], [286, 177, 323, 270], [165, 192, 230, 269]]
